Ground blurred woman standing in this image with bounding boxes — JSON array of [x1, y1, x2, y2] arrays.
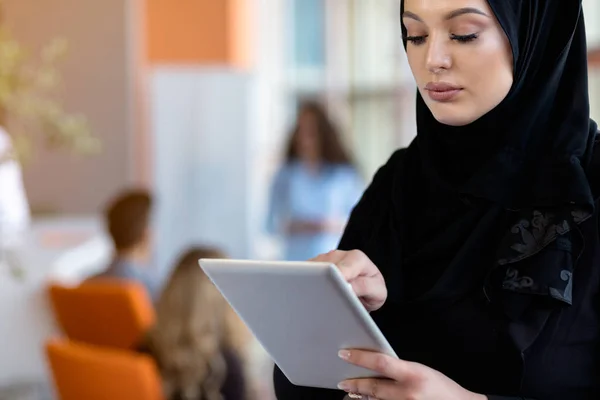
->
[[267, 101, 363, 261]]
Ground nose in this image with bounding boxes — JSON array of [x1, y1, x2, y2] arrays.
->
[[425, 34, 452, 74]]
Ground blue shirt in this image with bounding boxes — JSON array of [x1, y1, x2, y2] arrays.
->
[[91, 258, 161, 302], [266, 162, 364, 261]]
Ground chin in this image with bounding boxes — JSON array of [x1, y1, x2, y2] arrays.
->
[[433, 115, 473, 126], [429, 105, 480, 127]]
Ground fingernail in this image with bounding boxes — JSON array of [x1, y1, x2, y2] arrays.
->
[[337, 381, 350, 390], [338, 350, 351, 360]]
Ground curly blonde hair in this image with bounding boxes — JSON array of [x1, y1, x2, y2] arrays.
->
[[146, 247, 250, 400]]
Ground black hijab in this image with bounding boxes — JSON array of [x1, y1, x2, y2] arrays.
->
[[404, 0, 597, 208], [389, 0, 599, 315]]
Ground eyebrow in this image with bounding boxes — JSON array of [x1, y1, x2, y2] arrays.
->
[[402, 7, 489, 22]]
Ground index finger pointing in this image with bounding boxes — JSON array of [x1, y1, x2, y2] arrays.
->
[[310, 250, 373, 283], [336, 250, 377, 282], [310, 250, 347, 265]]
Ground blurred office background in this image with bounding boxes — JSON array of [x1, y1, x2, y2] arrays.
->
[[1, 0, 600, 399]]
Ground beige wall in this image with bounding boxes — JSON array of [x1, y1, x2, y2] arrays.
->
[[3, 0, 140, 213]]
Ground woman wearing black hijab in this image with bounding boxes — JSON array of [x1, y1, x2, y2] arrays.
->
[[274, 0, 600, 399]]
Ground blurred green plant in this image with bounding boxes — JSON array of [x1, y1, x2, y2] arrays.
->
[[0, 26, 100, 164]]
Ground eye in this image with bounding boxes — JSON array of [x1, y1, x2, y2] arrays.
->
[[404, 35, 427, 46], [450, 33, 478, 43]]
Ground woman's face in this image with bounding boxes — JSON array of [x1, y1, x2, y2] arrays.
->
[[403, 0, 513, 126], [296, 110, 320, 160]]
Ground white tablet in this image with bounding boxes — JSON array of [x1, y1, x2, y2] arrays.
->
[[198, 258, 398, 390]]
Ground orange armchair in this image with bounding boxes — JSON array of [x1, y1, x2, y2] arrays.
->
[[48, 280, 155, 349], [46, 338, 164, 400]]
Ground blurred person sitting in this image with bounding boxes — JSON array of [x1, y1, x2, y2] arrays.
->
[[266, 100, 364, 261], [140, 247, 251, 400], [88, 189, 161, 301]]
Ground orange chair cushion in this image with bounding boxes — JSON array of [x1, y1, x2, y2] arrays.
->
[[48, 280, 155, 349], [46, 338, 164, 400]]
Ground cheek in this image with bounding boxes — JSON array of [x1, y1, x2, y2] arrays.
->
[[464, 45, 513, 101]]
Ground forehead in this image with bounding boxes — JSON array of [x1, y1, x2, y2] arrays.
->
[[403, 0, 494, 18]]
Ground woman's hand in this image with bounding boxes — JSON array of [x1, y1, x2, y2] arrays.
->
[[310, 250, 387, 312], [337, 349, 486, 400]]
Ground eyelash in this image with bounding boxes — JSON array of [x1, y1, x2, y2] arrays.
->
[[404, 33, 479, 45]]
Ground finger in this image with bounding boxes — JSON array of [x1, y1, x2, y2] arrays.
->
[[338, 378, 398, 400], [350, 275, 386, 300], [344, 394, 363, 400], [310, 250, 347, 264], [338, 350, 410, 381], [344, 395, 381, 400], [311, 250, 377, 285], [337, 250, 377, 281]]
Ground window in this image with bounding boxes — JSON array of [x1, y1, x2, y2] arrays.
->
[[283, 0, 416, 178], [290, 0, 326, 67], [287, 0, 327, 90]]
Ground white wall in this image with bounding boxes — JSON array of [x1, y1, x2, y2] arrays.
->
[[249, 0, 289, 260], [3, 0, 139, 213], [150, 69, 258, 270], [148, 0, 292, 265]]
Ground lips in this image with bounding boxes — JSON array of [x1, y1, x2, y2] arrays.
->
[[424, 82, 463, 102]]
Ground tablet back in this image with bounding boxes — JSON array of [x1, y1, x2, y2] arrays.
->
[[199, 258, 397, 390]]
